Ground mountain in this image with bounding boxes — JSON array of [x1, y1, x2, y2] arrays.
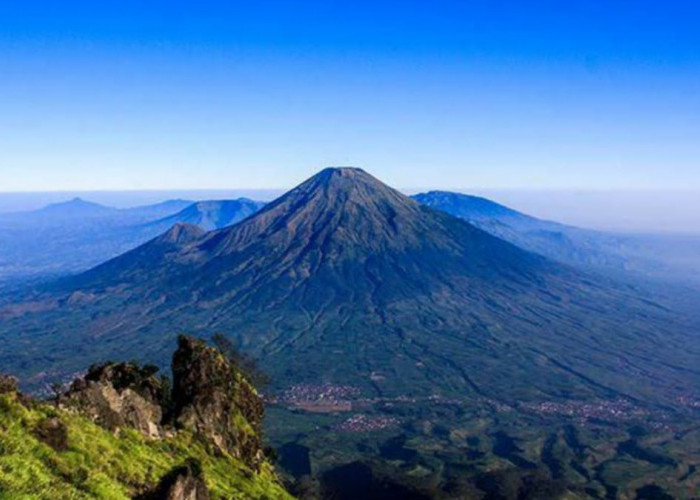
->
[[146, 199, 265, 232], [412, 191, 528, 222], [412, 190, 700, 288], [26, 197, 117, 221], [0, 198, 207, 280], [4, 168, 697, 410], [121, 198, 194, 221], [411, 191, 625, 267], [0, 198, 193, 231]]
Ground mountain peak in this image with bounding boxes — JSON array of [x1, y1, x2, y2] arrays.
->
[[158, 222, 205, 245], [147, 199, 265, 231], [307, 166, 391, 192], [293, 166, 406, 205], [58, 197, 102, 207], [198, 167, 429, 257], [38, 197, 114, 217], [307, 166, 384, 190], [318, 166, 367, 178]]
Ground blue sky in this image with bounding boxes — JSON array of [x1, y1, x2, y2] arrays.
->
[[1, 1, 699, 191]]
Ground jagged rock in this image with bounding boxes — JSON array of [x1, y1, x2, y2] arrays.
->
[[59, 362, 165, 438], [136, 459, 211, 500], [0, 343, 290, 499], [33, 417, 68, 451], [171, 336, 265, 469], [56, 336, 266, 470]]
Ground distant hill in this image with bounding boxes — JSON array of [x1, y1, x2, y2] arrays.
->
[[0, 198, 193, 280], [413, 190, 700, 288], [412, 191, 627, 268], [3, 168, 697, 412], [17, 197, 118, 223], [0, 197, 192, 228], [0, 197, 268, 281], [147, 199, 265, 232], [121, 199, 194, 221], [412, 191, 528, 222]]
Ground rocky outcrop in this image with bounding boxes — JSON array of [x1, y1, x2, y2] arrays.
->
[[57, 336, 266, 471], [136, 458, 211, 500], [59, 362, 166, 438], [171, 336, 265, 469], [0, 342, 290, 500], [33, 417, 69, 451]]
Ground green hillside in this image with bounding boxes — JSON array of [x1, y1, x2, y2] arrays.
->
[[0, 337, 293, 500], [0, 393, 290, 499]]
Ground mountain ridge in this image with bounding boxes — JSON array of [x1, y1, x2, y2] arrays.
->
[[147, 198, 264, 232], [412, 189, 700, 288], [412, 190, 532, 221]]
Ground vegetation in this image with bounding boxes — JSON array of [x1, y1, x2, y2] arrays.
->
[[0, 391, 293, 499], [0, 335, 294, 500], [267, 402, 700, 499]]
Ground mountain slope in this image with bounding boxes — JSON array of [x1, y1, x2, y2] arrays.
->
[[2, 169, 698, 408], [412, 191, 626, 268], [412, 190, 700, 288]]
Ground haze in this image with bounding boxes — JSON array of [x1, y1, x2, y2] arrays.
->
[[1, 188, 699, 235]]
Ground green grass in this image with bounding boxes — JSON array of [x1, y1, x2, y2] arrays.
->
[[0, 393, 293, 500]]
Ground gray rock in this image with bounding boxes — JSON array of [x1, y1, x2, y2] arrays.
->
[[136, 459, 211, 500], [60, 362, 165, 438], [171, 335, 264, 469]]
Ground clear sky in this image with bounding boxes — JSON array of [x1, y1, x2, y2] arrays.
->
[[1, 1, 699, 191]]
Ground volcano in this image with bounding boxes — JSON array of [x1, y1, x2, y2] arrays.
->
[[3, 168, 697, 405]]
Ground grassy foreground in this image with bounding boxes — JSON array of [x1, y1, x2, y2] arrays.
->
[[0, 392, 293, 500]]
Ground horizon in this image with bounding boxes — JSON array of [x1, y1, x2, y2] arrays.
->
[[2, 183, 699, 235]]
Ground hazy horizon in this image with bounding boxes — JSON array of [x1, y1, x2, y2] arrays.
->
[[2, 186, 699, 235], [3, 2, 698, 234]]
